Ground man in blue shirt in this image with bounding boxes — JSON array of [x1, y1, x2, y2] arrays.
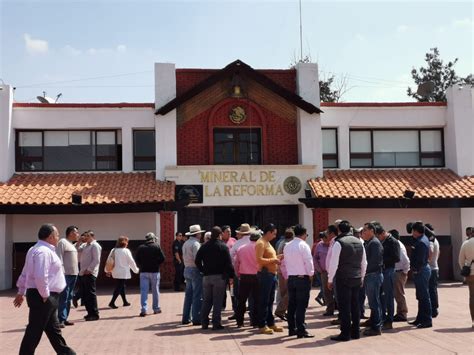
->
[[409, 222, 432, 328]]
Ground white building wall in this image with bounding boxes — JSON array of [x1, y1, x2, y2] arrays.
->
[[0, 215, 13, 290], [10, 213, 157, 242], [0, 85, 15, 182], [327, 208, 452, 235]]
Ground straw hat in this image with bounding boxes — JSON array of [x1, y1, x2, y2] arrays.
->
[[185, 224, 205, 236], [235, 223, 254, 235]]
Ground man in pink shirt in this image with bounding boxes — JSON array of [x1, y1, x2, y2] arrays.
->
[[222, 225, 236, 250], [13, 224, 76, 355], [234, 231, 261, 327]]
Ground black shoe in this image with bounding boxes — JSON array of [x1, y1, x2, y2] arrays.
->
[[212, 324, 225, 331], [408, 319, 420, 326], [237, 323, 244, 328], [64, 321, 74, 326], [123, 302, 131, 307], [363, 328, 382, 336], [330, 334, 350, 342], [432, 312, 438, 318], [382, 322, 393, 330], [139, 312, 146, 317], [393, 315, 407, 322], [201, 324, 209, 330], [109, 302, 118, 309], [288, 329, 297, 336], [330, 319, 341, 325], [228, 314, 236, 320], [275, 313, 287, 321], [323, 312, 334, 317], [84, 315, 99, 321], [416, 323, 432, 329], [192, 322, 202, 326], [361, 319, 372, 327], [72, 298, 78, 308], [351, 331, 360, 340], [297, 331, 315, 338], [181, 320, 190, 325], [59, 322, 65, 328]]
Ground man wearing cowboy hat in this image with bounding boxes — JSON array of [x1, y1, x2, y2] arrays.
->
[[182, 224, 205, 325]]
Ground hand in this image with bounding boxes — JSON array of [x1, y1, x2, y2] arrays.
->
[[105, 272, 112, 278], [328, 282, 333, 291], [277, 254, 284, 260], [13, 294, 24, 308], [273, 258, 281, 265]]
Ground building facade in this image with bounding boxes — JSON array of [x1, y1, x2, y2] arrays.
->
[[0, 60, 472, 289]]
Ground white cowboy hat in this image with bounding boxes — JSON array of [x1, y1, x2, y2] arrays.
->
[[235, 223, 255, 235], [185, 224, 205, 236]]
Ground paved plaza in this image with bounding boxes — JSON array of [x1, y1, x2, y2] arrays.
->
[[1, 282, 473, 355]]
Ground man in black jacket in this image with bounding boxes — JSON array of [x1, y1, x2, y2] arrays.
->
[[374, 223, 400, 330], [135, 233, 165, 317], [195, 226, 235, 330]]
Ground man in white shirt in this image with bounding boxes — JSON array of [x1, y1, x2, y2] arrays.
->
[[327, 220, 367, 342], [427, 224, 440, 318], [390, 229, 410, 322], [283, 224, 314, 338]]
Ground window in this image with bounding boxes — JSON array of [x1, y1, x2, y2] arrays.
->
[[322, 128, 338, 168], [214, 128, 261, 165], [133, 130, 156, 170], [349, 129, 444, 168], [16, 130, 122, 171]]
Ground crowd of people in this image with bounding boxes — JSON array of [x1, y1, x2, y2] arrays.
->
[[12, 220, 474, 354]]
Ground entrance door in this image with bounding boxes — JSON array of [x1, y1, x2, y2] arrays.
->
[[214, 207, 260, 238]]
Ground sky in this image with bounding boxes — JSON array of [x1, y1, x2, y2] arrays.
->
[[1, 0, 472, 103]]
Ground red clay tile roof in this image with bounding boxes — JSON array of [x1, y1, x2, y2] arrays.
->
[[308, 169, 474, 199], [0, 172, 175, 205]]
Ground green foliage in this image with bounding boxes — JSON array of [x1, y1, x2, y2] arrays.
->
[[407, 48, 473, 102]]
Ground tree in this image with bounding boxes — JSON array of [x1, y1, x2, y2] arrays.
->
[[407, 47, 473, 102], [290, 55, 348, 102]]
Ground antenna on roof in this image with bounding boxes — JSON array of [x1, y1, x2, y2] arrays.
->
[[416, 81, 435, 98], [36, 91, 62, 104]]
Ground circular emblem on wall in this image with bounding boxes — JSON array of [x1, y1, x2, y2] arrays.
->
[[229, 106, 247, 124], [283, 176, 302, 195]]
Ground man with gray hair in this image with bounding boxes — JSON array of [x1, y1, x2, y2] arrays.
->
[[135, 232, 165, 317]]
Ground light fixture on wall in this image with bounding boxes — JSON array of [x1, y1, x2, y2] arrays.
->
[[71, 194, 82, 205], [403, 190, 415, 199], [230, 72, 244, 98]]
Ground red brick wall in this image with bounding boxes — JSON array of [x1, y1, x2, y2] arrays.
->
[[159, 211, 175, 287], [313, 208, 329, 235], [177, 99, 297, 165]]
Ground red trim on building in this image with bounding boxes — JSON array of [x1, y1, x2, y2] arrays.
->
[[159, 211, 176, 287], [312, 208, 330, 236], [321, 102, 447, 107], [13, 103, 155, 108]]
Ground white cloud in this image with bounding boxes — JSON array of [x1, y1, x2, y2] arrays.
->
[[62, 45, 82, 56], [23, 33, 48, 55], [116, 44, 127, 53], [396, 25, 409, 33], [452, 18, 473, 29]]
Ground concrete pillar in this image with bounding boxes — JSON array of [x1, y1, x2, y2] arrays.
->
[[154, 63, 177, 180], [121, 126, 133, 172], [299, 204, 314, 247], [0, 215, 13, 290], [445, 86, 474, 176], [338, 124, 350, 169], [0, 85, 15, 182], [295, 62, 323, 177], [155, 213, 161, 244]]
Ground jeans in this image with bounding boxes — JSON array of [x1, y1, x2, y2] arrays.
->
[[183, 267, 203, 323], [140, 272, 161, 313], [58, 275, 77, 323], [20, 289, 76, 355], [335, 277, 362, 339], [381, 267, 395, 322], [364, 272, 384, 330], [257, 271, 276, 328], [287, 276, 311, 334], [201, 274, 227, 326], [414, 266, 432, 325], [429, 269, 439, 316]]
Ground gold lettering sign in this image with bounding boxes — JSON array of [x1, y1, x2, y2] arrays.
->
[[229, 106, 246, 124]]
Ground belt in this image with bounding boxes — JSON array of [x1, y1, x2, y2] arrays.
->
[[395, 269, 404, 272], [288, 275, 310, 279]]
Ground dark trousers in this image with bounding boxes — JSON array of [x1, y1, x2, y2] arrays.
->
[[287, 276, 311, 334], [359, 284, 366, 317], [72, 275, 82, 305], [174, 262, 184, 291], [414, 266, 432, 325], [257, 271, 276, 328], [82, 274, 98, 317], [429, 269, 439, 316], [20, 289, 76, 355], [335, 277, 362, 339], [236, 274, 260, 325], [110, 278, 128, 305], [231, 276, 239, 312], [201, 274, 227, 326]]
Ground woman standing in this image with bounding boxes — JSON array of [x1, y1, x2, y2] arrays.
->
[[107, 236, 139, 308]]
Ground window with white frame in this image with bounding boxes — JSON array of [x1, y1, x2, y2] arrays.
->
[[349, 129, 444, 168], [322, 128, 338, 168]]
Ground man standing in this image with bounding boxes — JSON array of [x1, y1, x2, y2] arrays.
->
[[390, 229, 410, 322], [360, 223, 384, 336], [426, 224, 440, 318], [172, 232, 185, 291], [135, 232, 166, 317], [409, 222, 432, 328], [375, 223, 400, 330], [459, 231, 474, 328], [283, 224, 315, 338], [14, 224, 76, 355], [222, 225, 236, 249], [328, 220, 367, 341], [56, 225, 79, 328], [195, 226, 235, 330], [77, 230, 102, 321], [182, 224, 205, 325], [313, 231, 334, 316], [274, 228, 294, 321]]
